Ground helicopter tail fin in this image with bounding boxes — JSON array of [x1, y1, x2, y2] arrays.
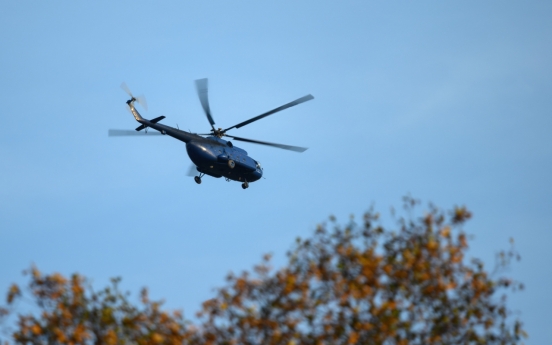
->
[[127, 100, 145, 122]]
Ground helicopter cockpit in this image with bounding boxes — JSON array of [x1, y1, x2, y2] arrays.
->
[[255, 160, 263, 171]]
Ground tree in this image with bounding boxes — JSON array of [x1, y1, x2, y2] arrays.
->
[[1, 273, 190, 345], [2, 199, 525, 344]]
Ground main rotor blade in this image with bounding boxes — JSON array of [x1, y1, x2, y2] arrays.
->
[[223, 94, 314, 133], [225, 134, 308, 153], [108, 129, 163, 136], [195, 78, 216, 130]]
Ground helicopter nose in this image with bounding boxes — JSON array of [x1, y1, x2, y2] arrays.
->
[[250, 165, 262, 181], [255, 169, 263, 179]]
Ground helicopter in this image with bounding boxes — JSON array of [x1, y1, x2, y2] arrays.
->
[[109, 79, 314, 189]]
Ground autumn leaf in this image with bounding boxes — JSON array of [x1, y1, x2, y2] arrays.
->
[[1, 200, 525, 345]]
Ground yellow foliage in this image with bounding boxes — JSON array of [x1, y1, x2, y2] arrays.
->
[[440, 226, 451, 238], [2, 202, 525, 345], [453, 206, 472, 223], [31, 266, 41, 279], [50, 273, 67, 285], [235, 278, 247, 291], [104, 329, 118, 345], [54, 327, 67, 343], [451, 253, 463, 263], [30, 324, 41, 335], [151, 332, 164, 344], [427, 240, 438, 251], [348, 331, 359, 344], [361, 322, 373, 331], [7, 284, 20, 304], [71, 283, 83, 296], [73, 324, 90, 342], [394, 270, 408, 279], [458, 234, 467, 248]]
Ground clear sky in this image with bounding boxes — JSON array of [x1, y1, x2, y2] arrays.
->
[[1, 1, 551, 343]]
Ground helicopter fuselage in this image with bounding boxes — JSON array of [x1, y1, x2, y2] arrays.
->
[[186, 137, 262, 182], [128, 100, 263, 183]]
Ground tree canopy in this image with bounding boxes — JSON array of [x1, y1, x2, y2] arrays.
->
[[2, 199, 525, 344]]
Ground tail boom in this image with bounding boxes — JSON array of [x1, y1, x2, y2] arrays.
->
[[126, 99, 144, 122]]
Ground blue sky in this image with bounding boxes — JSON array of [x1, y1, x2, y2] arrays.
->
[[1, 1, 551, 343]]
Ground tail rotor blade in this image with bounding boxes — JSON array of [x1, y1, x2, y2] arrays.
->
[[135, 94, 148, 111], [120, 82, 133, 97], [121, 82, 147, 111]]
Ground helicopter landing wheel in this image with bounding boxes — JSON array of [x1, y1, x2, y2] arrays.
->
[[228, 159, 235, 169], [194, 176, 202, 184], [241, 181, 249, 189]]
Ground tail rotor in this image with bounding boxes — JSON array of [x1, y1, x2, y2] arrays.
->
[[120, 82, 148, 111]]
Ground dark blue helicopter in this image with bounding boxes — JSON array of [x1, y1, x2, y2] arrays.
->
[[109, 79, 314, 189]]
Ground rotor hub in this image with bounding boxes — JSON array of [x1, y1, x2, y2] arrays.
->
[[213, 128, 224, 138]]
